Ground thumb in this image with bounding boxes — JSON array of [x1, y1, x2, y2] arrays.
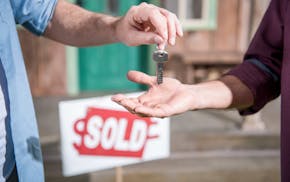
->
[[129, 31, 164, 46], [127, 71, 155, 86]]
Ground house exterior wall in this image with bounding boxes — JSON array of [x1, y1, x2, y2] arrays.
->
[[18, 28, 67, 96], [164, 0, 270, 83]]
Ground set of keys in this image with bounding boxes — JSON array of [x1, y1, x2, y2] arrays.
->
[[152, 49, 168, 84]]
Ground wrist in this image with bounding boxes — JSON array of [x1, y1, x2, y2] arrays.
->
[[179, 84, 203, 111], [109, 17, 121, 42], [102, 15, 120, 43], [184, 84, 206, 110], [186, 81, 233, 110]]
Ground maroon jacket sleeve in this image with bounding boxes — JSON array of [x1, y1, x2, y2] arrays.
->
[[227, 0, 287, 115]]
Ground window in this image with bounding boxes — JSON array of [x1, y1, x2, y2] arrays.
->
[[163, 0, 217, 30]]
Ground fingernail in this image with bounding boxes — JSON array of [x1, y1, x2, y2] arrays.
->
[[179, 31, 184, 37], [158, 43, 165, 50], [170, 38, 176, 45], [154, 36, 163, 44]]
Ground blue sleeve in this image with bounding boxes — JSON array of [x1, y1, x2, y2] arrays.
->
[[10, 0, 58, 35]]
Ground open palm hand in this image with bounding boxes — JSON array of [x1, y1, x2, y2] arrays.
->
[[112, 71, 195, 118]]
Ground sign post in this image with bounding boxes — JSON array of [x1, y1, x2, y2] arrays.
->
[[59, 93, 170, 177], [116, 166, 123, 182]]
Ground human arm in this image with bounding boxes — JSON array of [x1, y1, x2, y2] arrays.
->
[[44, 0, 183, 48], [112, 0, 285, 117], [112, 71, 253, 117]]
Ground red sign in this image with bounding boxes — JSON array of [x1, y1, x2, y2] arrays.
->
[[73, 107, 159, 158]]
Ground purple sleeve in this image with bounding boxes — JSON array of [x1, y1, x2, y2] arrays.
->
[[227, 0, 286, 115]]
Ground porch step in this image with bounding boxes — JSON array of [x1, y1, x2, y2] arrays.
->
[[42, 142, 279, 182], [119, 150, 279, 182], [171, 131, 279, 152]]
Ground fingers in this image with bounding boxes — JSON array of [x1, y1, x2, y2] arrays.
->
[[128, 31, 164, 46], [111, 94, 125, 103], [146, 9, 168, 44], [157, 42, 167, 50], [151, 6, 183, 47], [134, 104, 171, 118], [159, 9, 176, 45], [112, 94, 172, 118], [175, 15, 183, 37], [159, 8, 183, 38], [127, 71, 156, 86], [128, 2, 183, 48], [111, 94, 141, 114]]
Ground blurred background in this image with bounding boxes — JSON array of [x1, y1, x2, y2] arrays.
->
[[17, 0, 280, 181]]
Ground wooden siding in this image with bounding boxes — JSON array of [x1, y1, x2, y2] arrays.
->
[[18, 28, 67, 96], [165, 0, 270, 83]]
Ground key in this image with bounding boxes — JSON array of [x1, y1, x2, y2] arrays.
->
[[152, 50, 168, 84]]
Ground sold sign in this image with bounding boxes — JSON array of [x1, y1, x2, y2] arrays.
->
[[73, 107, 158, 158], [59, 93, 169, 176]]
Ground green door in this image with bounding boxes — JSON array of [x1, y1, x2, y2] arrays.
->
[[78, 0, 148, 92]]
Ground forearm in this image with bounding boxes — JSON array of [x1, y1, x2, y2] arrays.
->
[[188, 75, 254, 110], [44, 0, 119, 46]]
